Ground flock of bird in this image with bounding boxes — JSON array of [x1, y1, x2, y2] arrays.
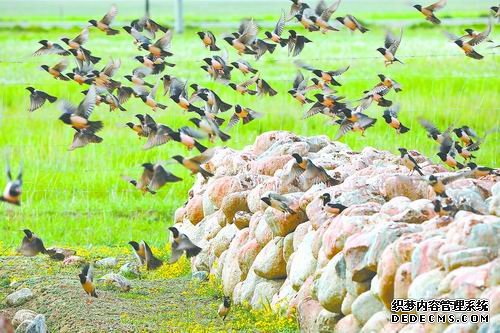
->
[[1, 0, 499, 321]]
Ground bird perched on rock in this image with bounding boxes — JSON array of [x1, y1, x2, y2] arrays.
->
[[382, 105, 409, 134], [425, 173, 468, 197], [197, 31, 220, 51], [413, 0, 447, 25], [398, 148, 424, 176], [79, 264, 98, 299], [320, 193, 347, 215], [88, 4, 119, 35], [218, 296, 231, 321], [432, 198, 458, 217], [335, 15, 369, 33], [171, 148, 215, 179], [168, 227, 202, 264], [129, 240, 163, 270], [26, 87, 57, 112], [467, 163, 497, 178], [1, 161, 22, 206], [261, 191, 295, 214], [377, 29, 403, 66]]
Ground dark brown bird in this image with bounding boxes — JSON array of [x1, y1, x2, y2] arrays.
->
[[88, 4, 119, 35], [26, 87, 57, 112], [413, 0, 447, 25]]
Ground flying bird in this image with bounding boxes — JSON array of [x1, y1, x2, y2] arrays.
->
[[171, 148, 215, 179], [168, 227, 202, 264], [444, 21, 492, 60], [377, 29, 403, 66], [223, 19, 258, 55], [59, 85, 103, 133], [230, 59, 258, 75], [190, 111, 231, 143], [228, 75, 259, 95], [128, 240, 163, 270], [131, 16, 168, 39], [60, 28, 89, 49], [41, 59, 69, 81], [227, 105, 263, 129], [197, 31, 220, 51], [334, 109, 377, 140], [33, 40, 70, 56], [88, 4, 120, 35], [68, 128, 103, 151], [382, 105, 410, 134], [135, 81, 167, 111], [141, 30, 174, 58], [256, 78, 278, 96], [310, 0, 341, 33], [296, 60, 349, 86], [26, 87, 57, 112], [287, 30, 312, 56], [335, 15, 369, 33], [413, 0, 447, 25], [264, 11, 288, 46], [288, 71, 314, 105]]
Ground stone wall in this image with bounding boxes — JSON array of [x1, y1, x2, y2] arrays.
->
[[173, 131, 499, 332]]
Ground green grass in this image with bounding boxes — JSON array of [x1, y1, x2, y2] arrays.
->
[[0, 9, 498, 250]]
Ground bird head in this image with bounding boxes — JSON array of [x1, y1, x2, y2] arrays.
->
[[428, 175, 438, 184], [189, 118, 201, 127], [141, 163, 154, 171], [223, 296, 231, 307], [196, 31, 205, 38], [128, 241, 140, 251], [264, 31, 273, 39], [25, 87, 35, 93], [314, 93, 324, 101], [60, 37, 70, 44], [320, 193, 331, 206], [200, 65, 209, 72], [294, 14, 303, 21], [432, 199, 442, 212], [202, 58, 212, 65], [140, 42, 150, 50], [134, 55, 145, 62], [135, 114, 145, 121], [291, 153, 303, 163], [40, 65, 49, 71], [288, 30, 297, 38], [454, 39, 464, 47], [287, 89, 296, 96], [125, 122, 135, 129], [78, 273, 87, 284], [312, 69, 322, 77], [453, 142, 463, 152], [382, 112, 392, 123], [377, 74, 386, 81], [398, 147, 408, 156], [235, 105, 243, 113], [290, 0, 299, 4], [22, 229, 33, 239], [310, 16, 318, 23], [335, 17, 344, 23], [168, 226, 180, 238], [310, 78, 320, 85], [38, 40, 49, 46], [452, 128, 462, 136], [124, 75, 132, 81], [467, 162, 477, 170], [376, 47, 386, 54], [230, 61, 239, 68], [436, 152, 447, 161], [66, 73, 75, 79], [260, 195, 271, 206], [341, 108, 352, 117], [59, 112, 72, 125], [413, 4, 422, 11], [123, 26, 132, 33], [223, 36, 235, 44], [197, 92, 208, 101], [88, 19, 98, 26], [190, 83, 199, 91], [464, 28, 474, 35], [228, 83, 237, 90], [170, 95, 181, 103]]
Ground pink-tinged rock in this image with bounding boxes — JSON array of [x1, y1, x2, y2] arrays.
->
[[248, 211, 264, 239], [213, 250, 227, 279], [211, 223, 238, 258], [304, 135, 335, 152], [345, 269, 371, 297], [478, 314, 500, 332], [221, 229, 249, 297], [316, 253, 347, 313], [185, 194, 204, 225], [411, 236, 447, 279], [237, 239, 262, 280], [341, 292, 356, 315], [438, 266, 478, 294], [441, 247, 496, 271], [207, 176, 243, 209], [253, 237, 287, 280], [351, 290, 384, 325], [449, 263, 491, 297], [251, 279, 284, 309], [220, 191, 249, 223], [289, 232, 317, 290], [487, 258, 500, 286], [381, 196, 412, 216], [322, 215, 373, 260], [421, 215, 455, 231], [394, 262, 412, 299], [344, 202, 383, 217], [205, 148, 251, 177], [381, 175, 434, 201], [314, 309, 342, 333], [254, 217, 273, 247], [382, 322, 408, 333], [334, 314, 361, 333], [408, 268, 446, 300], [174, 206, 186, 224], [271, 279, 296, 313], [264, 201, 307, 237], [343, 230, 374, 282], [63, 255, 85, 266], [297, 298, 323, 333], [283, 232, 294, 263], [481, 286, 500, 314], [446, 212, 499, 249], [311, 218, 332, 259], [391, 199, 437, 224], [288, 276, 313, 316], [377, 244, 398, 310], [360, 311, 391, 333], [246, 176, 279, 213], [292, 221, 311, 251], [250, 155, 293, 176], [203, 212, 223, 241], [251, 131, 302, 156], [392, 233, 424, 264], [234, 211, 252, 230]]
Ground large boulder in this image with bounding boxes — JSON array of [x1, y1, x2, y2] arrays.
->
[[288, 231, 317, 290], [316, 253, 347, 313], [253, 237, 287, 280]]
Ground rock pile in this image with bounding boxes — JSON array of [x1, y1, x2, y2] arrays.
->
[[173, 131, 499, 332]]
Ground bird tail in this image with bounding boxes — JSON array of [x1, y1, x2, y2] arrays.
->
[[456, 162, 464, 169], [279, 39, 288, 47], [428, 15, 441, 25], [415, 166, 424, 176], [209, 44, 220, 51], [468, 50, 484, 60], [378, 98, 392, 107], [247, 90, 258, 95], [188, 105, 202, 113], [217, 129, 231, 142], [395, 57, 404, 64], [87, 121, 103, 133], [399, 124, 410, 134], [331, 78, 342, 87], [359, 26, 369, 33], [106, 28, 120, 35], [186, 245, 202, 258], [88, 54, 101, 64], [145, 82, 154, 88], [157, 103, 167, 110], [199, 167, 214, 179], [267, 43, 277, 54], [249, 67, 258, 74], [47, 95, 58, 103], [194, 140, 207, 153], [59, 75, 70, 81], [119, 105, 126, 111], [218, 100, 233, 112]]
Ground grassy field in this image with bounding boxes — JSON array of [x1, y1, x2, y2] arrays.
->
[[0, 1, 498, 252]]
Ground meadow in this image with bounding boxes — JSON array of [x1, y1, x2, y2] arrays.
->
[[0, 0, 498, 252]]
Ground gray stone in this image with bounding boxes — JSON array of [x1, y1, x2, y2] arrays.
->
[[351, 291, 384, 325], [12, 309, 37, 328], [95, 257, 118, 268], [191, 271, 209, 281], [119, 262, 140, 277], [26, 314, 46, 333], [6, 288, 34, 307]]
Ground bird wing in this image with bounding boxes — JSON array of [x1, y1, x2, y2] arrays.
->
[[132, 66, 152, 78], [139, 166, 155, 188], [176, 235, 201, 256], [153, 30, 173, 51], [143, 125, 172, 150], [387, 28, 403, 55], [418, 118, 440, 136], [356, 114, 377, 129], [425, 0, 447, 11], [334, 118, 354, 140], [52, 58, 69, 72], [346, 15, 365, 30], [468, 19, 492, 46], [149, 165, 182, 191], [168, 242, 184, 264], [274, 10, 286, 36], [240, 75, 259, 88], [29, 92, 46, 112], [315, 0, 327, 16], [226, 113, 240, 130], [149, 80, 161, 99], [238, 19, 259, 45], [169, 78, 187, 98], [189, 148, 215, 164], [102, 58, 121, 77], [101, 4, 118, 25], [69, 129, 101, 150], [321, 0, 342, 21], [73, 28, 89, 45], [179, 126, 207, 139], [329, 65, 350, 76], [76, 85, 97, 118], [294, 59, 316, 72], [87, 264, 95, 282], [293, 70, 306, 90], [386, 104, 401, 117]]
